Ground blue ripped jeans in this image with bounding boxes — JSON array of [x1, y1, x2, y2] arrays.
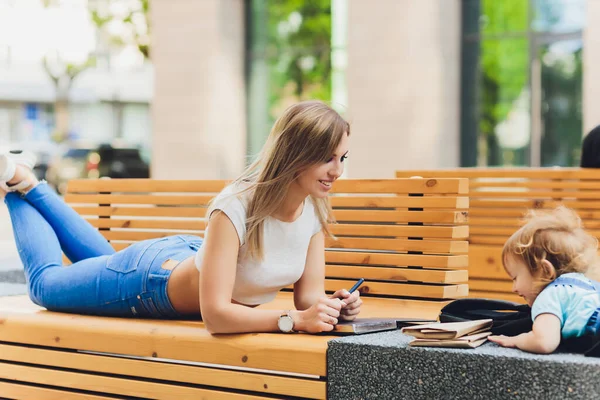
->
[[4, 182, 202, 318]]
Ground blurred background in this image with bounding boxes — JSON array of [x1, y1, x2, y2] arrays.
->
[[0, 0, 596, 183]]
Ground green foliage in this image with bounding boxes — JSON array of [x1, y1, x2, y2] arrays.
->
[[265, 0, 332, 117], [479, 0, 529, 165]]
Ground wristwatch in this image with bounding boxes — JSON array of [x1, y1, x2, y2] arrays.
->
[[277, 311, 295, 333]]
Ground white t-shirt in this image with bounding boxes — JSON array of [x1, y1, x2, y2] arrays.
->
[[195, 184, 323, 305]]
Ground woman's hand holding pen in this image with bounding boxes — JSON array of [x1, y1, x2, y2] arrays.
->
[[293, 296, 345, 333], [331, 288, 362, 321], [331, 278, 364, 322]]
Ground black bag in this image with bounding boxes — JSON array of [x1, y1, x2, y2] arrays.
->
[[439, 298, 532, 336]]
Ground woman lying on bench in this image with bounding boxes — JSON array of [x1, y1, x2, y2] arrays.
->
[[489, 207, 600, 353], [0, 100, 361, 334]]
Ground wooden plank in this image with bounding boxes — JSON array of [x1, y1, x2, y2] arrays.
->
[[0, 309, 329, 376], [87, 218, 206, 230], [0, 362, 276, 400], [67, 179, 229, 193], [324, 279, 469, 299], [396, 168, 600, 180], [0, 381, 120, 400], [469, 236, 508, 245], [330, 196, 468, 209], [471, 199, 600, 210], [469, 180, 600, 190], [468, 290, 524, 303], [72, 206, 207, 218], [332, 178, 469, 194], [333, 210, 468, 224], [100, 231, 198, 241], [469, 278, 513, 293], [468, 246, 507, 280], [324, 252, 469, 269], [325, 265, 468, 284], [468, 191, 600, 199], [330, 224, 469, 239], [0, 343, 324, 399], [326, 237, 468, 254], [66, 194, 214, 205]]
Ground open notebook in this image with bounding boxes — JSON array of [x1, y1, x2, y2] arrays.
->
[[401, 319, 493, 340], [333, 318, 435, 335], [408, 331, 492, 348]]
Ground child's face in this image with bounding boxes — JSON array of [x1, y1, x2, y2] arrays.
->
[[504, 256, 539, 306]]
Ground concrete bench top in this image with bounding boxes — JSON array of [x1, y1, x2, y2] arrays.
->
[[328, 331, 600, 400]]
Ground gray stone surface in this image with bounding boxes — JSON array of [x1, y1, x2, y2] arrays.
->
[[328, 331, 600, 400]]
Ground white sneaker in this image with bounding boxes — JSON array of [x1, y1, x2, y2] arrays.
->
[[0, 150, 37, 192]]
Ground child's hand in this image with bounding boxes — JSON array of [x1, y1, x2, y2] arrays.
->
[[488, 335, 518, 348]]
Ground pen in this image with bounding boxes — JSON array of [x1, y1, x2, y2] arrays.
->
[[348, 278, 365, 293]]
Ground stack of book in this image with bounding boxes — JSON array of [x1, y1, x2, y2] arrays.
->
[[401, 319, 493, 348]]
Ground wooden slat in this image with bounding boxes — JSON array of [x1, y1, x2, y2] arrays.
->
[[325, 265, 468, 284], [72, 206, 207, 218], [330, 224, 469, 239], [66, 194, 214, 205], [0, 362, 275, 400], [468, 290, 524, 303], [324, 252, 468, 269], [0, 309, 329, 376], [324, 279, 468, 299], [67, 179, 229, 193], [87, 218, 206, 230], [468, 246, 507, 280], [87, 220, 469, 240], [333, 210, 468, 224], [326, 237, 468, 254], [330, 196, 468, 209], [469, 180, 600, 190], [396, 168, 600, 180], [471, 199, 600, 210], [469, 278, 513, 293], [468, 190, 600, 199], [0, 381, 120, 400], [100, 231, 198, 241], [0, 343, 324, 399], [332, 178, 469, 194]]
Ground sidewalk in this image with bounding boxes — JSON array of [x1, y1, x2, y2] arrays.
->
[[0, 205, 26, 296]]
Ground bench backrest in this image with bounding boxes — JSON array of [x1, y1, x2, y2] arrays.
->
[[65, 178, 469, 301], [396, 168, 600, 301], [396, 168, 600, 244]]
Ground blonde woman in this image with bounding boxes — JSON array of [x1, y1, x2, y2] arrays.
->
[[0, 101, 361, 334]]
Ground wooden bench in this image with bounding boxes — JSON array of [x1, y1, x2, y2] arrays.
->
[[396, 168, 600, 302], [0, 177, 468, 399]]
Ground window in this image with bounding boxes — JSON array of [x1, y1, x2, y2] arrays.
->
[[461, 0, 585, 167], [245, 0, 346, 157]]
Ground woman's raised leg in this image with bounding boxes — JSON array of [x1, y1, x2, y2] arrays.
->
[[4, 191, 130, 314], [23, 182, 116, 261], [2, 157, 115, 262]]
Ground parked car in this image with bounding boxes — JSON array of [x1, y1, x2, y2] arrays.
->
[[46, 144, 150, 194]]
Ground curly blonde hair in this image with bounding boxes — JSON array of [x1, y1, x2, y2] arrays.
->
[[502, 206, 600, 292]]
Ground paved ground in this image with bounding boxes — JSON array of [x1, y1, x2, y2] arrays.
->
[[0, 205, 27, 296]]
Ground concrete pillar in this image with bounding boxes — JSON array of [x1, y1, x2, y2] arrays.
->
[[151, 0, 246, 179], [346, 0, 461, 177]]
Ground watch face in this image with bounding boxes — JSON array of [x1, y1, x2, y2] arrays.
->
[[278, 316, 294, 332]]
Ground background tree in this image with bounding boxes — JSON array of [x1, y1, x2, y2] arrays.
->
[[42, 0, 150, 142]]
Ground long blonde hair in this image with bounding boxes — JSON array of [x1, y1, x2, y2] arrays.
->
[[502, 206, 600, 292], [219, 100, 350, 260]]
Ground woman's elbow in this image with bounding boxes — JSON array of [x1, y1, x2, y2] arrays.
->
[[200, 306, 230, 334]]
